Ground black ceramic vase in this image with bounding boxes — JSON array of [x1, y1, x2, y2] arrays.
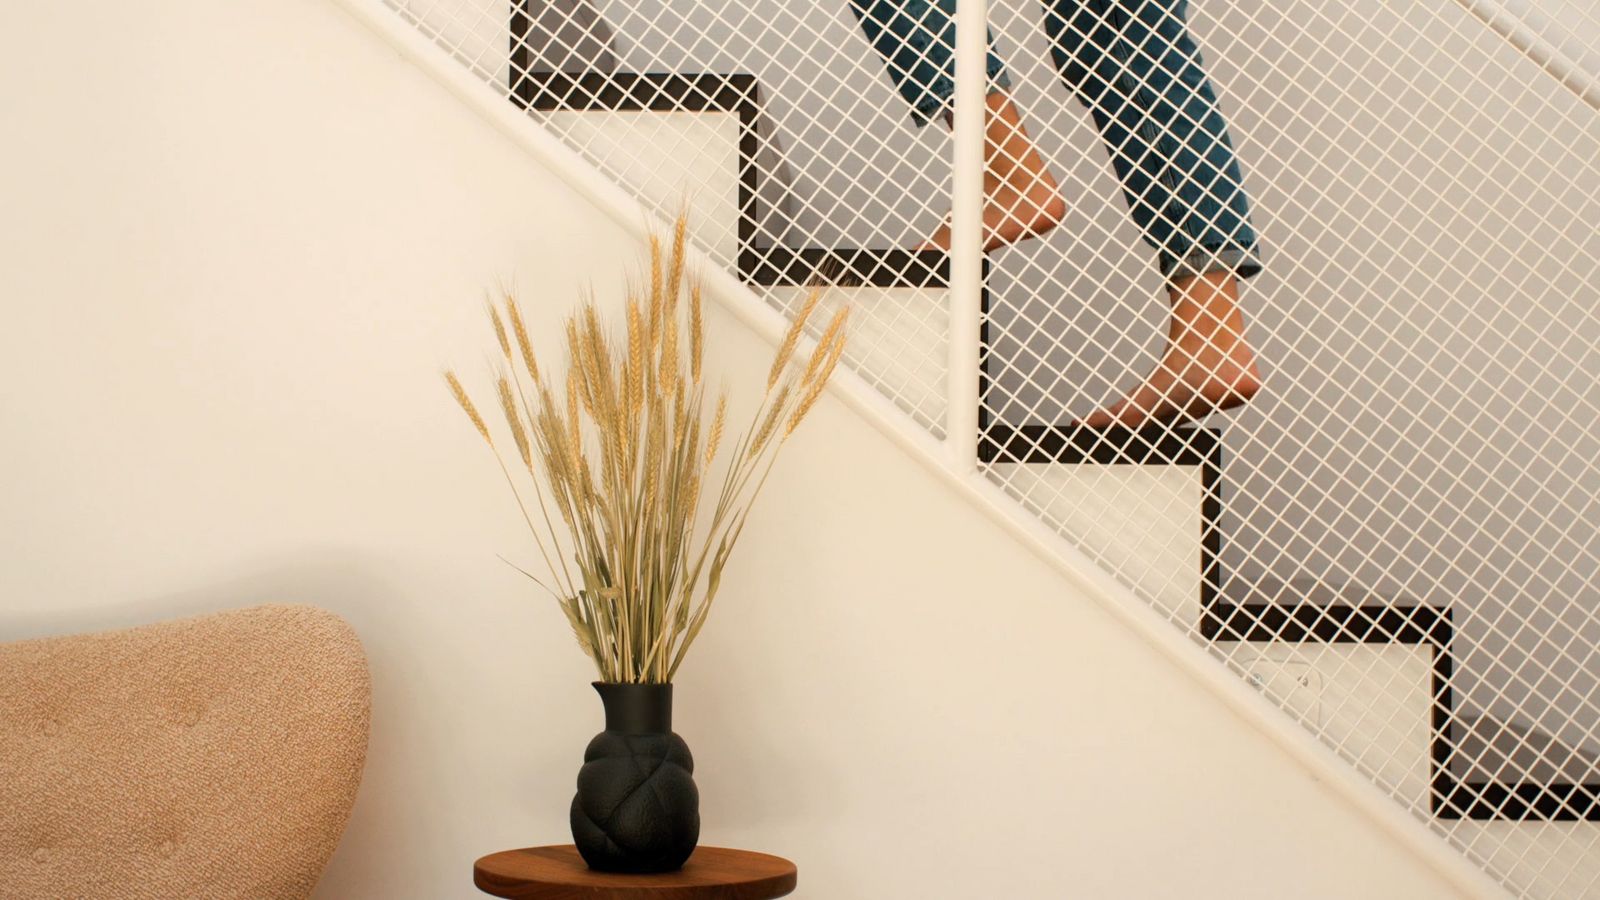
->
[[570, 682, 700, 873]]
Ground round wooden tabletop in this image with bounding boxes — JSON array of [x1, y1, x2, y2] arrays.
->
[[473, 845, 798, 900]]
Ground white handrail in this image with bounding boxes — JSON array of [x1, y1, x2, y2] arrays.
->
[[946, 0, 987, 466], [1450, 0, 1600, 111]]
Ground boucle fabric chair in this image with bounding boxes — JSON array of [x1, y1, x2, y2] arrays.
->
[[0, 605, 371, 899]]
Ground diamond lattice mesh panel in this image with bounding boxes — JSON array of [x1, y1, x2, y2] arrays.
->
[[375, 0, 1600, 894]]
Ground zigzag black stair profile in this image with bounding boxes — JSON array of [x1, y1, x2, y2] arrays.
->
[[1207, 582, 1600, 821], [983, 424, 1224, 614], [498, 20, 1599, 825], [508, 67, 792, 259]]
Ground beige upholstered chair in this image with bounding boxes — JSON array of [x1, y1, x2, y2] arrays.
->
[[0, 605, 371, 899]]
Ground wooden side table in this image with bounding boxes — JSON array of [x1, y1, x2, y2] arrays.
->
[[474, 845, 798, 900]]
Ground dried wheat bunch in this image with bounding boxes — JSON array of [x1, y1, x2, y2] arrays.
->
[[446, 216, 848, 683]]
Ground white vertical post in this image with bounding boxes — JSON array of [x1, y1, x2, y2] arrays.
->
[[945, 0, 987, 468]]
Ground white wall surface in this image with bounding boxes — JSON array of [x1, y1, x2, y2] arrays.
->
[[0, 1, 1469, 897]]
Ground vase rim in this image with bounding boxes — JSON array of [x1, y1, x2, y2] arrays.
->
[[592, 681, 673, 733]]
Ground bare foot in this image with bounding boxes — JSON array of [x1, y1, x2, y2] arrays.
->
[[918, 167, 1066, 252], [917, 91, 1065, 253], [1080, 271, 1262, 429]]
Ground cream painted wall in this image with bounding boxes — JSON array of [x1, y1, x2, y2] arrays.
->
[[0, 1, 1467, 897]]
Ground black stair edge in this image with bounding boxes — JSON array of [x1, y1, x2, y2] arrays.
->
[[1436, 780, 1600, 821], [978, 423, 1220, 467], [508, 69, 759, 116], [739, 246, 950, 288], [1200, 600, 1451, 645]]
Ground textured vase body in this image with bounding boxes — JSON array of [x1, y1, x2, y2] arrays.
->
[[570, 682, 700, 872]]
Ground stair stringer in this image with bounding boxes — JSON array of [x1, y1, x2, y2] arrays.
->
[[329, 1, 1511, 895]]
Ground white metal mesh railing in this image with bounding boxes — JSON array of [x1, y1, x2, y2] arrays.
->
[[370, 0, 1600, 894]]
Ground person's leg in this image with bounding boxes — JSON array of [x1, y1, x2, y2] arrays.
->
[[848, 0, 1064, 250], [1042, 0, 1262, 425]]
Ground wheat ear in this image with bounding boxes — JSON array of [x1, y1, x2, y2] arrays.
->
[[749, 383, 791, 458], [665, 213, 687, 317], [768, 286, 823, 390], [627, 299, 645, 417], [787, 326, 848, 436], [445, 371, 492, 444], [647, 234, 664, 350], [799, 305, 849, 388], [705, 394, 727, 465], [488, 302, 512, 359], [506, 294, 541, 385], [497, 376, 533, 469], [689, 279, 704, 384]]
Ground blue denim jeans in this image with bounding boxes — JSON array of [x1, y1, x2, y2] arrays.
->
[[847, 0, 1262, 281]]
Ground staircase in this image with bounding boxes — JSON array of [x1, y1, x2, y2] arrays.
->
[[511, 48, 1600, 806], [334, 0, 1600, 895], [511, 64, 1232, 633]]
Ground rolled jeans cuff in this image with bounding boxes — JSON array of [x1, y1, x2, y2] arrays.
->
[[910, 60, 1011, 127], [1160, 244, 1263, 283]]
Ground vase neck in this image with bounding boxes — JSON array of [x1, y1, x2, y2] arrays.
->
[[593, 682, 673, 733]]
